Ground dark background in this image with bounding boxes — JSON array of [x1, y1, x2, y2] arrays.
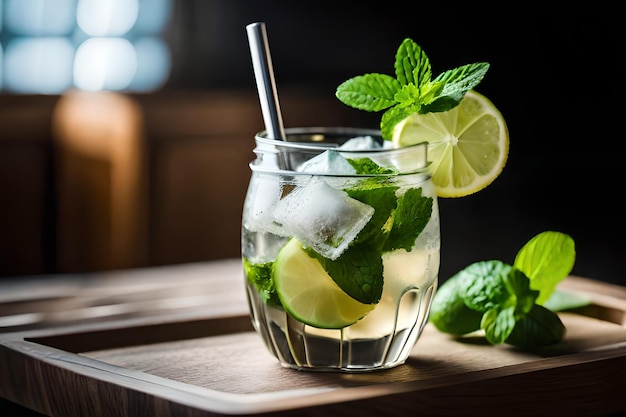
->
[[0, 1, 623, 287], [163, 1, 625, 286], [0, 2, 624, 415]]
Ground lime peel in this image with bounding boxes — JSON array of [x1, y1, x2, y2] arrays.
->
[[392, 90, 509, 198], [273, 238, 375, 329]]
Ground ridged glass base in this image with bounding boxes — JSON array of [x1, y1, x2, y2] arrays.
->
[[246, 281, 437, 372]]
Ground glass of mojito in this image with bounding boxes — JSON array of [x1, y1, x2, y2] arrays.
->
[[242, 31, 510, 371], [242, 127, 440, 371]]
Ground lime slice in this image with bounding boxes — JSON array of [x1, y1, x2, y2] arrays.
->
[[273, 238, 375, 329], [392, 90, 509, 198]]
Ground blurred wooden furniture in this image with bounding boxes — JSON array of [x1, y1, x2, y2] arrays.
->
[[1, 90, 373, 277], [52, 91, 148, 272], [0, 262, 625, 416]]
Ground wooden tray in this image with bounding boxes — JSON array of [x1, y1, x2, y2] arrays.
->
[[1, 261, 626, 417]]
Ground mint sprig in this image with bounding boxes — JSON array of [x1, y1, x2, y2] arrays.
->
[[429, 231, 578, 348], [335, 38, 490, 140]]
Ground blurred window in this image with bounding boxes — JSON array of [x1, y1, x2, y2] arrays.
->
[[0, 0, 172, 94]]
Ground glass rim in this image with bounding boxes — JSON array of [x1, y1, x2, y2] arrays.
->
[[255, 127, 382, 151], [252, 126, 431, 177]]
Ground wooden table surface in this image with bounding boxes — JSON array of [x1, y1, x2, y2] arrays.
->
[[1, 259, 626, 417]]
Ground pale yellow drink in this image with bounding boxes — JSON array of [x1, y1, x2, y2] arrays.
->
[[242, 127, 440, 371]]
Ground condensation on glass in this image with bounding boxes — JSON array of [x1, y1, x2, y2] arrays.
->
[[242, 127, 441, 372]]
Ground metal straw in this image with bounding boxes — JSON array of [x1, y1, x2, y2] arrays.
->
[[246, 22, 286, 141]]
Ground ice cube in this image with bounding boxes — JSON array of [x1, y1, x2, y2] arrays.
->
[[381, 140, 394, 149], [272, 177, 374, 260], [297, 150, 356, 174], [243, 177, 289, 236], [339, 136, 381, 150]]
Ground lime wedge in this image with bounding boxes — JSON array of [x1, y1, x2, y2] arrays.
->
[[392, 90, 509, 198], [273, 238, 375, 329]]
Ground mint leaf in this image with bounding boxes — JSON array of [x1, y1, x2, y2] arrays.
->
[[505, 304, 566, 348], [394, 38, 431, 87], [482, 306, 516, 345], [414, 81, 446, 108], [345, 182, 398, 246], [307, 243, 384, 304], [416, 61, 489, 114], [243, 258, 281, 307], [459, 261, 512, 313], [336, 38, 489, 140], [383, 187, 433, 252], [335, 73, 400, 112], [394, 84, 422, 108], [419, 95, 462, 114], [475, 266, 540, 345], [346, 157, 396, 175], [431, 62, 490, 102], [380, 103, 420, 141], [503, 267, 539, 316], [306, 179, 432, 303], [513, 231, 576, 305]]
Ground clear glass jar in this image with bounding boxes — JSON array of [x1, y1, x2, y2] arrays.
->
[[242, 127, 440, 372]]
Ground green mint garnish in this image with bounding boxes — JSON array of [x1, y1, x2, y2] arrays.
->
[[345, 182, 398, 246], [347, 157, 397, 174], [305, 181, 432, 305], [243, 258, 281, 307], [429, 231, 579, 348], [383, 187, 433, 252], [306, 242, 384, 305], [336, 38, 489, 140]]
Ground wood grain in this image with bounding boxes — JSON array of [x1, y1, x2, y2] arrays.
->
[[1, 261, 626, 417]]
